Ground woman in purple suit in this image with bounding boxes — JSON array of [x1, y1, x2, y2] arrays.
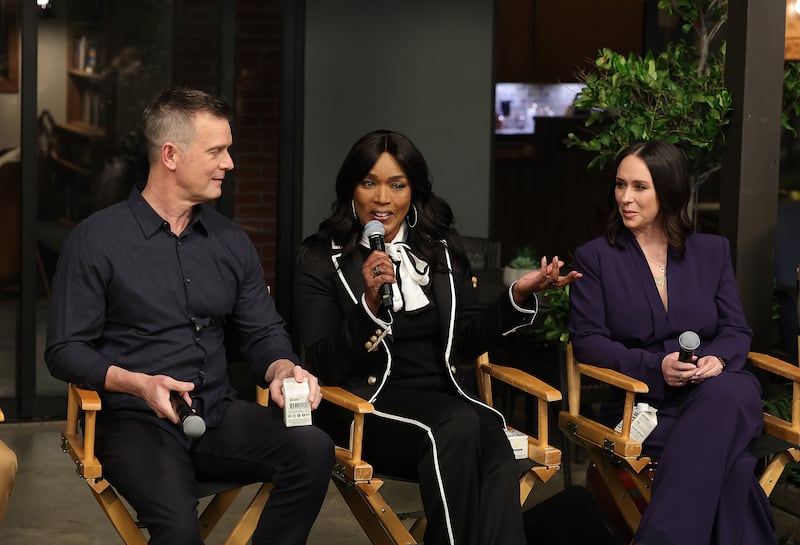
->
[[569, 140, 776, 545]]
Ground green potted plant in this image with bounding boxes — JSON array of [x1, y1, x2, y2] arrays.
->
[[568, 0, 800, 218], [567, 0, 731, 218], [503, 246, 540, 287]]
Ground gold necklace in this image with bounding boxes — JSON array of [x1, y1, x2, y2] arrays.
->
[[645, 254, 665, 273], [644, 254, 666, 286]]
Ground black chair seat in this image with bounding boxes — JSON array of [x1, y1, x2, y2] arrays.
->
[[748, 432, 797, 459]]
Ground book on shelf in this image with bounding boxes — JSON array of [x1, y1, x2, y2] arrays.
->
[[73, 36, 86, 70], [80, 90, 106, 130], [73, 35, 101, 73]]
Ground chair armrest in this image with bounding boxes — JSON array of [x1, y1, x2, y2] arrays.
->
[[475, 354, 561, 469], [62, 384, 104, 483], [749, 351, 800, 382], [255, 385, 269, 407], [321, 386, 374, 414], [319, 386, 375, 481], [481, 362, 562, 402], [74, 384, 102, 409], [559, 344, 650, 466], [748, 352, 800, 445], [577, 363, 649, 394]]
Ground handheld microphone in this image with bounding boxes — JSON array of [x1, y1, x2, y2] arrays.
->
[[677, 330, 701, 364], [170, 391, 206, 438], [364, 220, 393, 310]]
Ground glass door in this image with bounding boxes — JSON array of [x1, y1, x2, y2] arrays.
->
[[5, 0, 272, 420]]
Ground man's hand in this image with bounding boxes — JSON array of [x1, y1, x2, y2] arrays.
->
[[265, 359, 323, 410], [104, 365, 195, 424]]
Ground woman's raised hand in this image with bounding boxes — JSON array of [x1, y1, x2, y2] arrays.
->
[[511, 256, 583, 306]]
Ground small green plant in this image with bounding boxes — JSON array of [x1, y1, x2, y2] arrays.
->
[[508, 246, 539, 269], [763, 395, 800, 486], [536, 285, 571, 345]]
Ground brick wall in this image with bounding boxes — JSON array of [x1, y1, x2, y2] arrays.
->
[[232, 0, 282, 286], [172, 0, 282, 285]]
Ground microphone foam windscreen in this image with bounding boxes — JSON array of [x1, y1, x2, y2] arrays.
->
[[678, 330, 700, 351], [182, 414, 206, 438], [364, 220, 385, 238]]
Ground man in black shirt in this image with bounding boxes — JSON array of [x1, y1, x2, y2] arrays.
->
[[45, 87, 334, 545]]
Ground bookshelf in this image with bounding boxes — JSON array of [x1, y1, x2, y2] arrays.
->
[[64, 24, 113, 135], [54, 18, 114, 187], [47, 6, 116, 223], [65, 68, 110, 135]]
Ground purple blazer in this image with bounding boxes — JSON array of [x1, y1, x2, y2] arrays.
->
[[569, 229, 752, 404]]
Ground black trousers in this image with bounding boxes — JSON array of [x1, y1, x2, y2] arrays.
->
[[327, 387, 526, 545], [96, 399, 334, 545]]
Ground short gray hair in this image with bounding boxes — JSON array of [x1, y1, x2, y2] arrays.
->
[[142, 87, 232, 164]]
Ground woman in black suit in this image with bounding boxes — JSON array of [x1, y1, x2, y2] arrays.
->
[[294, 129, 580, 545]]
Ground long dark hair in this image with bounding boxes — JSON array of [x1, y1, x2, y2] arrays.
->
[[303, 129, 468, 272], [606, 140, 694, 256]]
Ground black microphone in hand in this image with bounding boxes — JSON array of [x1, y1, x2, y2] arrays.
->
[[364, 220, 393, 310], [678, 330, 701, 364], [170, 391, 206, 438]]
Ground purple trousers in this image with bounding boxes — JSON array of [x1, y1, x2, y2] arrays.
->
[[634, 370, 777, 545]]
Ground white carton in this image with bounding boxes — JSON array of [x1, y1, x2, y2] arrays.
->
[[283, 378, 312, 427], [504, 428, 528, 460], [614, 402, 658, 442]]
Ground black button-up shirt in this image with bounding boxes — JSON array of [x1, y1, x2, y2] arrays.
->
[[45, 186, 299, 428]]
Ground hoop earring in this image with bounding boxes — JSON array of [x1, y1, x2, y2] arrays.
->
[[407, 204, 418, 228], [351, 199, 357, 221]]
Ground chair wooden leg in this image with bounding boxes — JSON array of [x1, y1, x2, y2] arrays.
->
[[90, 485, 148, 545], [408, 517, 427, 542], [625, 464, 653, 504], [199, 487, 242, 540], [221, 483, 274, 545], [759, 448, 800, 496], [519, 471, 538, 505], [331, 473, 418, 545], [587, 447, 644, 538]]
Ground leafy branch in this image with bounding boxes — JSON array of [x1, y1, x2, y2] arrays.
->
[[657, 0, 728, 76], [535, 285, 571, 345], [566, 0, 738, 223]]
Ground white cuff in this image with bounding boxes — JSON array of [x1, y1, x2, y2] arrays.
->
[[361, 293, 392, 328]]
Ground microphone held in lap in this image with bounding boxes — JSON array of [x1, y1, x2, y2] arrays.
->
[[678, 330, 700, 364], [170, 391, 206, 438]]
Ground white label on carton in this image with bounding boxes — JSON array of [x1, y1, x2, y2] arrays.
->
[[504, 428, 528, 460], [283, 378, 312, 427], [614, 402, 658, 443]]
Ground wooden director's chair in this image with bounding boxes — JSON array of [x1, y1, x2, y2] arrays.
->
[[61, 383, 274, 545], [558, 343, 800, 541], [320, 351, 563, 545]]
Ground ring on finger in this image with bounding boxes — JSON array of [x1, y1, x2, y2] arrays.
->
[[372, 266, 381, 277]]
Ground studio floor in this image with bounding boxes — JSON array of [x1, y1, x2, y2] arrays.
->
[[0, 419, 590, 545], [1, 418, 799, 544]]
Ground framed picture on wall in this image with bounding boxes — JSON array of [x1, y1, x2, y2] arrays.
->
[[0, 0, 19, 93]]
